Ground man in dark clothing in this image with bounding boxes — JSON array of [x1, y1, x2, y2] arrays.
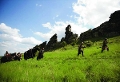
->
[[78, 42, 85, 56], [37, 48, 44, 60], [101, 38, 109, 52], [4, 51, 10, 60]]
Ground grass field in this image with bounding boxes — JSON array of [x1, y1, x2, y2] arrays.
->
[[0, 36, 120, 82]]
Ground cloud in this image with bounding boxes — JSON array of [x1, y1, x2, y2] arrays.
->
[[0, 23, 22, 42], [0, 23, 20, 35], [35, 21, 88, 41], [42, 22, 52, 29], [67, 15, 73, 18], [36, 4, 42, 7], [35, 21, 67, 41], [70, 15, 73, 18], [0, 23, 42, 56], [72, 0, 120, 27]]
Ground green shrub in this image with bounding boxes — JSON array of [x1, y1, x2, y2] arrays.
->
[[84, 40, 93, 47]]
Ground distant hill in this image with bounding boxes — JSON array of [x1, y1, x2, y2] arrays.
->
[[78, 10, 120, 42]]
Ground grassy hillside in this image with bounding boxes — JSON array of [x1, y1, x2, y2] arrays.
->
[[0, 36, 120, 82]]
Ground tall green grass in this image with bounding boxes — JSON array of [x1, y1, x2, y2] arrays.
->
[[0, 36, 120, 82]]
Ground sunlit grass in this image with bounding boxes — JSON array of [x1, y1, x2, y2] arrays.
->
[[0, 36, 120, 82]]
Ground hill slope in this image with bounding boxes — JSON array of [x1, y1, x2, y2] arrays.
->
[[79, 10, 120, 42], [0, 36, 120, 82]]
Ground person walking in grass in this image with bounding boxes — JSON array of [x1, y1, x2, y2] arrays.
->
[[4, 51, 10, 60], [37, 48, 44, 60], [101, 38, 109, 52], [78, 42, 85, 56]]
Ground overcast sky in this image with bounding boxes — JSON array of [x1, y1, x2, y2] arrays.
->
[[0, 0, 120, 56]]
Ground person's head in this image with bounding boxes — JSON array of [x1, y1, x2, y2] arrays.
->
[[6, 51, 8, 54], [81, 42, 84, 44], [105, 38, 107, 40], [40, 48, 44, 51]]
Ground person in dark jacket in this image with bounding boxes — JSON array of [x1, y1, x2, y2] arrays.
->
[[78, 42, 85, 56], [101, 38, 109, 52], [37, 48, 44, 60], [4, 51, 10, 60]]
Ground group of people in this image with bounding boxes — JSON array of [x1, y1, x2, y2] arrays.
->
[[3, 38, 109, 61], [78, 38, 109, 56], [38, 38, 109, 58], [4, 51, 21, 59], [3, 48, 44, 61], [1, 51, 22, 63]]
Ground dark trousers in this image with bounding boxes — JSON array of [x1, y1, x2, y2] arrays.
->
[[101, 46, 109, 52], [78, 49, 84, 56]]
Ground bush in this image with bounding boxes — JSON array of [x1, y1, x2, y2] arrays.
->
[[71, 42, 76, 46], [60, 41, 67, 47], [84, 41, 93, 47]]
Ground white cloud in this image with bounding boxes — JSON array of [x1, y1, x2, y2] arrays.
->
[[0, 23, 42, 56], [35, 21, 67, 41], [70, 15, 73, 18], [42, 22, 52, 29], [36, 4, 42, 7], [35, 21, 88, 41], [35, 32, 52, 41], [0, 23, 21, 37], [72, 0, 120, 27], [22, 37, 41, 45]]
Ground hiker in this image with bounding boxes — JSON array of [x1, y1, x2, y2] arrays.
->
[[4, 51, 10, 60], [37, 48, 44, 60], [78, 42, 85, 56], [101, 38, 109, 52]]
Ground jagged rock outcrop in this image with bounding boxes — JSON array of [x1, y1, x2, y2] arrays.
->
[[65, 25, 73, 43], [109, 10, 120, 23], [62, 25, 78, 44], [46, 33, 57, 50]]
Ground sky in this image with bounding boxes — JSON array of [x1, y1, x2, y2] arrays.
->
[[0, 0, 120, 56]]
